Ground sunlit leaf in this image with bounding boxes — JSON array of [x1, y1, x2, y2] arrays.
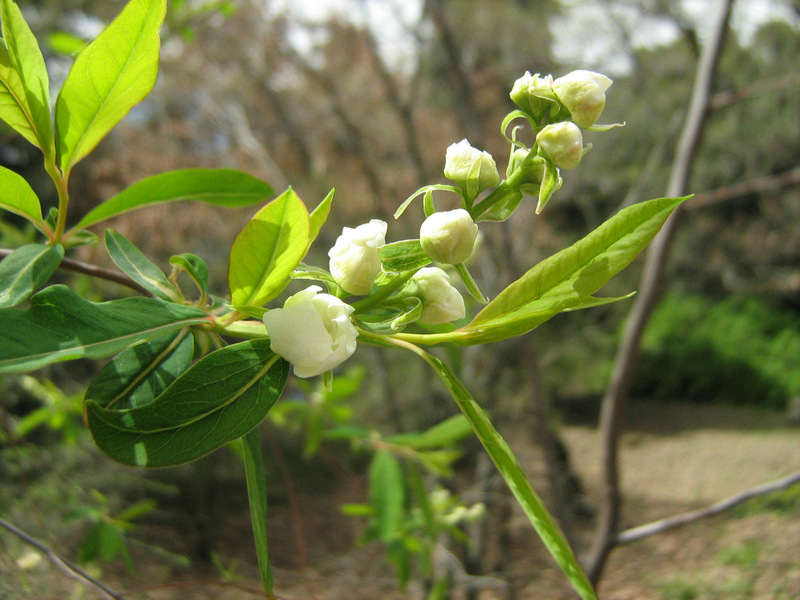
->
[[229, 188, 310, 308], [379, 240, 431, 272], [0, 243, 63, 307], [75, 168, 273, 230], [308, 189, 334, 249], [0, 0, 54, 157], [86, 339, 289, 466], [0, 285, 208, 373], [105, 229, 180, 302], [0, 164, 43, 225], [55, 0, 167, 171]]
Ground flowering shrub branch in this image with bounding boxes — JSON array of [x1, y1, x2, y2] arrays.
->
[[0, 0, 687, 598]]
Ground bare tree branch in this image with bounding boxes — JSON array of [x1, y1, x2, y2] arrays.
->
[[585, 0, 735, 586], [688, 166, 800, 209], [617, 471, 800, 544], [0, 517, 124, 600], [0, 248, 149, 295]]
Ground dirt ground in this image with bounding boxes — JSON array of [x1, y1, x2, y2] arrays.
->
[[2, 401, 799, 600]]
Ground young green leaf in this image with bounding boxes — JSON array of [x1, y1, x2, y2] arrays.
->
[[169, 253, 209, 299], [85, 339, 290, 466], [229, 188, 310, 308], [54, 0, 167, 172], [369, 449, 406, 543], [0, 165, 44, 226], [387, 414, 472, 450], [0, 285, 209, 374], [86, 329, 195, 410], [0, 243, 64, 307], [469, 196, 688, 337], [74, 168, 274, 230], [308, 188, 334, 249], [412, 347, 598, 600], [242, 429, 275, 597], [379, 240, 431, 272], [105, 229, 181, 301], [0, 0, 54, 158]]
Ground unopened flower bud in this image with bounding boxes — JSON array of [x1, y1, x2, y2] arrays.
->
[[420, 209, 479, 265], [510, 71, 559, 120], [328, 219, 387, 295], [263, 286, 358, 378], [411, 267, 465, 325], [444, 139, 500, 201], [537, 122, 584, 170], [552, 70, 612, 128]]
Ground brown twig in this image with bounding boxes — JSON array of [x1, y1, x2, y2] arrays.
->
[[0, 248, 149, 295], [687, 166, 800, 209], [0, 517, 124, 600], [617, 471, 800, 544]]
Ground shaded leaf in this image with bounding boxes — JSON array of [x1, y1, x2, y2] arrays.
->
[[0, 243, 63, 307], [242, 429, 274, 595], [229, 188, 310, 308], [370, 449, 405, 543], [86, 339, 289, 466], [75, 168, 273, 230], [169, 253, 209, 298], [379, 240, 431, 272], [105, 229, 180, 301], [86, 329, 194, 409], [55, 0, 167, 171], [0, 284, 208, 373]]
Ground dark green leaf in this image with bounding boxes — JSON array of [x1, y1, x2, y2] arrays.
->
[[0, 285, 209, 374], [0, 243, 63, 307], [75, 169, 273, 230], [55, 0, 167, 171], [0, 0, 54, 158], [86, 339, 289, 466], [369, 449, 405, 543], [86, 329, 194, 409], [169, 253, 209, 298], [0, 165, 43, 225], [379, 240, 431, 272], [105, 229, 180, 301], [229, 188, 310, 308]]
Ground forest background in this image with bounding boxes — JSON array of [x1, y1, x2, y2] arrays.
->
[[2, 0, 800, 598]]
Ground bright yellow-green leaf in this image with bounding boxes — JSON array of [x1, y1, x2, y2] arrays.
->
[[55, 0, 166, 172], [0, 164, 43, 225], [229, 189, 310, 308]]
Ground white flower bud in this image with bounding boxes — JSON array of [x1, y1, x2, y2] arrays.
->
[[537, 122, 584, 170], [443, 139, 500, 200], [263, 286, 358, 378], [552, 70, 612, 128], [509, 71, 559, 119], [420, 209, 479, 265], [328, 219, 387, 295], [412, 267, 466, 325]]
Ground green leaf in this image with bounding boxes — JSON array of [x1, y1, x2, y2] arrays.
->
[[414, 348, 598, 600], [54, 0, 167, 172], [242, 429, 274, 596], [387, 414, 472, 450], [308, 189, 334, 249], [379, 240, 431, 272], [0, 0, 54, 158], [369, 449, 405, 543], [86, 329, 194, 410], [0, 243, 63, 307], [169, 253, 209, 299], [105, 229, 181, 301], [75, 169, 274, 230], [85, 339, 289, 466], [463, 196, 688, 343], [229, 188, 310, 308], [0, 165, 43, 225], [0, 284, 208, 374]]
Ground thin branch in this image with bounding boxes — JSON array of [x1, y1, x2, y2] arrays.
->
[[0, 517, 124, 600], [0, 248, 149, 295], [586, 0, 734, 585], [617, 471, 800, 544], [687, 166, 800, 209]]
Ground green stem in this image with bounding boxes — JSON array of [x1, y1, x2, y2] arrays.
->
[[352, 270, 417, 314], [47, 163, 71, 244], [376, 335, 599, 600], [242, 428, 275, 599]]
